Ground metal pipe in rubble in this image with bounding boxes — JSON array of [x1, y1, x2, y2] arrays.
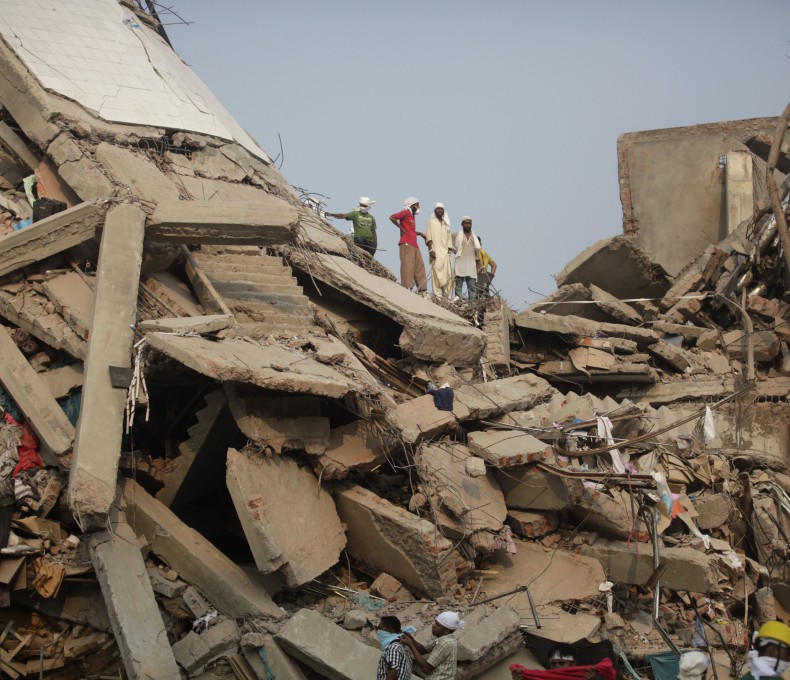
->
[[648, 504, 681, 657]]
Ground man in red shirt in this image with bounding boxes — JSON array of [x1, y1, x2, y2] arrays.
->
[[389, 197, 427, 293]]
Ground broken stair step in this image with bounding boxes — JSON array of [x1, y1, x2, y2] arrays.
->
[[212, 281, 305, 299], [199, 260, 295, 276], [228, 300, 314, 318], [203, 271, 298, 286], [193, 252, 289, 266]]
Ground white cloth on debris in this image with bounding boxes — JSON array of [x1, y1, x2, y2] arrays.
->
[[596, 416, 625, 474]]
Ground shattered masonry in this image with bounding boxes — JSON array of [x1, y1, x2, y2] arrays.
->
[[0, 2, 787, 680]]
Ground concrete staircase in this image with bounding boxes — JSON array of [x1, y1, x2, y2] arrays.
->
[[192, 251, 315, 334]]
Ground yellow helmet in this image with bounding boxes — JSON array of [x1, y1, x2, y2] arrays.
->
[[757, 622, 790, 648]]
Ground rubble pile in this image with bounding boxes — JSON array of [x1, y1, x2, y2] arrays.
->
[[0, 2, 787, 679]]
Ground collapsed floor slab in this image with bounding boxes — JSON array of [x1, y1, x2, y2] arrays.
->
[[123, 481, 283, 619], [226, 447, 346, 587], [334, 484, 458, 598]]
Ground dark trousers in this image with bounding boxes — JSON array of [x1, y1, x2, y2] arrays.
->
[[354, 237, 376, 257]]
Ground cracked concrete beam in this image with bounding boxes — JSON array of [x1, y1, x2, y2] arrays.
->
[[68, 203, 145, 529], [0, 201, 102, 277], [147, 199, 298, 244], [0, 326, 74, 464]]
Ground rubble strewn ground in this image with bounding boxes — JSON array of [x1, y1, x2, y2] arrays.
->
[[0, 3, 788, 679]]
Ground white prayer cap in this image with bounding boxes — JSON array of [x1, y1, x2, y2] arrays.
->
[[359, 197, 375, 206], [679, 651, 709, 680], [435, 202, 445, 209], [461, 216, 473, 222], [404, 197, 419, 208], [436, 611, 465, 631]]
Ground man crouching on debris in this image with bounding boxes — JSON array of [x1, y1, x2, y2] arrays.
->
[[401, 611, 463, 680], [377, 616, 414, 680]]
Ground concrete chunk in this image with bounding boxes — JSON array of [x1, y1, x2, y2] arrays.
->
[[389, 394, 457, 444], [137, 314, 233, 335], [453, 374, 555, 420], [506, 510, 560, 538], [123, 480, 283, 619], [148, 199, 298, 244], [455, 605, 522, 675], [590, 283, 643, 325], [68, 203, 145, 527], [226, 448, 346, 587], [467, 429, 551, 468], [0, 326, 74, 463], [582, 539, 720, 592], [89, 517, 180, 680], [515, 310, 661, 348], [242, 635, 308, 680], [496, 468, 574, 511], [316, 419, 395, 480], [0, 201, 101, 277], [334, 484, 458, 597], [172, 618, 239, 674], [275, 609, 388, 680]]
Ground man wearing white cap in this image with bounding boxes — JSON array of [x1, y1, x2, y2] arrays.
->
[[453, 216, 481, 300], [326, 197, 378, 256], [389, 198, 428, 293], [401, 611, 463, 680], [425, 203, 455, 299]]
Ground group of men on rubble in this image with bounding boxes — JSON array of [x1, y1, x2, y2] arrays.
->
[[373, 613, 790, 680], [327, 197, 497, 301]]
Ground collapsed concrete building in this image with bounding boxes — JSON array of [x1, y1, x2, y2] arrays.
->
[[0, 2, 788, 679]]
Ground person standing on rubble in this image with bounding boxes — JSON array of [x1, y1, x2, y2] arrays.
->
[[326, 197, 378, 256], [401, 611, 463, 680], [425, 203, 455, 299], [741, 621, 790, 680], [453, 216, 480, 300], [376, 616, 415, 680], [390, 198, 428, 294], [476, 237, 497, 297]]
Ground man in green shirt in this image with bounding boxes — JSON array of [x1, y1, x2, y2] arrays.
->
[[326, 196, 378, 256]]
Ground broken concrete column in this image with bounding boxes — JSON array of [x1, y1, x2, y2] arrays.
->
[[89, 514, 180, 680], [582, 539, 720, 592], [226, 448, 346, 587], [123, 480, 283, 619], [275, 608, 386, 680], [334, 484, 458, 597], [0, 326, 74, 464], [68, 203, 145, 529]]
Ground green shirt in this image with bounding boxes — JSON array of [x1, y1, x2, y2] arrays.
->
[[346, 210, 376, 240]]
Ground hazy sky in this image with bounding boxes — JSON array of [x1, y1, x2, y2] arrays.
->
[[167, 1, 790, 308]]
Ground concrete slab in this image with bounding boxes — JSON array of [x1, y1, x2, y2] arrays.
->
[[172, 618, 239, 675], [514, 310, 661, 348], [226, 448, 346, 587], [0, 326, 74, 464], [484, 542, 605, 608], [123, 481, 283, 619], [137, 314, 233, 335], [242, 634, 308, 680], [146, 333, 367, 399], [148, 199, 298, 244], [555, 236, 670, 301], [275, 608, 389, 680], [316, 419, 396, 480], [95, 142, 181, 204], [453, 374, 556, 420], [589, 284, 643, 325], [388, 394, 457, 445], [0, 201, 101, 277], [506, 510, 559, 538], [68, 203, 145, 528], [582, 539, 720, 592], [288, 251, 485, 365], [417, 442, 507, 535], [224, 384, 330, 454], [40, 270, 95, 340], [455, 605, 521, 664], [89, 515, 180, 680], [334, 484, 458, 597], [496, 468, 574, 511], [467, 430, 551, 468]]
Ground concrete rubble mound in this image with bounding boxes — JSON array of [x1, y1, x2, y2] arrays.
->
[[0, 3, 787, 679]]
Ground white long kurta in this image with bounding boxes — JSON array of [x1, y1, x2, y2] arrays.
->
[[425, 216, 454, 295], [453, 231, 480, 278]]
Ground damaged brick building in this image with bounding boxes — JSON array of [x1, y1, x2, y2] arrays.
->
[[0, 2, 788, 680]]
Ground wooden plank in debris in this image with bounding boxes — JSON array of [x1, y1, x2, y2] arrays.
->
[[147, 199, 298, 244], [0, 327, 74, 463], [0, 202, 102, 278], [68, 203, 145, 529]]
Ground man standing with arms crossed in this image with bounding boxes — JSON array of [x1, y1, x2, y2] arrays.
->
[[390, 197, 428, 293], [425, 203, 455, 299]]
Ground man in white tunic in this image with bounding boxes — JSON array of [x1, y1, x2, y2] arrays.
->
[[453, 216, 480, 300], [425, 203, 455, 299]]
